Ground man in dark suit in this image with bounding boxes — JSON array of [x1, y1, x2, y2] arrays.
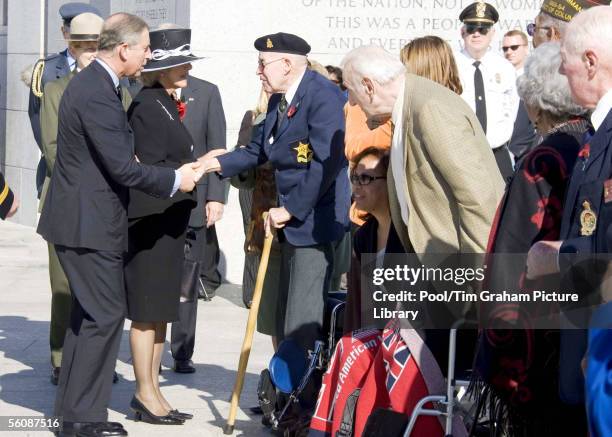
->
[[200, 33, 350, 365], [170, 73, 227, 374], [29, 2, 102, 197], [37, 13, 200, 437], [526, 3, 612, 417]]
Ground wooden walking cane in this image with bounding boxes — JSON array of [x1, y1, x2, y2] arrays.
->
[[224, 212, 274, 434]]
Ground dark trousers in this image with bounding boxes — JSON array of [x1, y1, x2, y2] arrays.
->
[[54, 246, 126, 422], [200, 224, 221, 292], [170, 226, 203, 361], [276, 241, 334, 356], [493, 144, 514, 182]]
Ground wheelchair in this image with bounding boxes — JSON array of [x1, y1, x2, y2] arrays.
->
[[257, 291, 346, 434], [403, 320, 482, 437]]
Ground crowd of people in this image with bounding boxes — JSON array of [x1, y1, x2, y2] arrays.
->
[[1, 0, 611, 436]]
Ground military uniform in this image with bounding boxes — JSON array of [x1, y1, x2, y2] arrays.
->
[[28, 2, 101, 197], [0, 172, 15, 220]]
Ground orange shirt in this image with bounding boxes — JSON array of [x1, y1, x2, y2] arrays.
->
[[344, 103, 392, 225]]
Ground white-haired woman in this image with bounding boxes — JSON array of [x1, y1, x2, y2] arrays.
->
[[473, 42, 590, 436]]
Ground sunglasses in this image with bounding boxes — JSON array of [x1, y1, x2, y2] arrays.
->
[[350, 173, 386, 186], [465, 24, 491, 35], [526, 22, 552, 37], [502, 44, 526, 52]]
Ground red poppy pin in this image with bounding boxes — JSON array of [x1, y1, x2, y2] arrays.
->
[[176, 99, 187, 121], [287, 102, 300, 118], [578, 143, 590, 160]]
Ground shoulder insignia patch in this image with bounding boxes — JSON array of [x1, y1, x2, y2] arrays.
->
[[31, 60, 45, 98]]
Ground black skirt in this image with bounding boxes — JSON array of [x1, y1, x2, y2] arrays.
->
[[124, 201, 192, 323]]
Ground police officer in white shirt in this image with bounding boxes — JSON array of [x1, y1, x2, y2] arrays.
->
[[456, 1, 519, 181]]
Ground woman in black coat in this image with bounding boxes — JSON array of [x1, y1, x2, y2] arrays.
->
[[124, 28, 201, 425]]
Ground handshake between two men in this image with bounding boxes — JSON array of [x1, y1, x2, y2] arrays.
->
[[186, 149, 292, 235]]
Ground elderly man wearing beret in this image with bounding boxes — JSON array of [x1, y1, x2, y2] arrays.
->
[[199, 32, 350, 379]]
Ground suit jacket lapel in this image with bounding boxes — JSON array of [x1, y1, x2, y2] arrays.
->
[[264, 94, 280, 142], [275, 70, 312, 140], [387, 164, 411, 252], [585, 109, 612, 172]]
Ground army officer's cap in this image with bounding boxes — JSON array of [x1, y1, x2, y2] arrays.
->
[[59, 2, 101, 25], [254, 32, 311, 56], [459, 1, 499, 25]]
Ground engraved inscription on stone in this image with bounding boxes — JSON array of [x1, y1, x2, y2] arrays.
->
[[119, 0, 176, 28], [299, 0, 541, 52]]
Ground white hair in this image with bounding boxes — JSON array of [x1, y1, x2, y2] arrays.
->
[[564, 6, 612, 57], [517, 42, 587, 118], [156, 23, 183, 30], [341, 45, 405, 85]]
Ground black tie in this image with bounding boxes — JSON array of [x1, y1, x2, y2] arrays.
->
[[473, 61, 487, 133], [276, 94, 288, 132]]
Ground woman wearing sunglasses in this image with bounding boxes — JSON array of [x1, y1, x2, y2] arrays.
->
[[343, 147, 404, 332]]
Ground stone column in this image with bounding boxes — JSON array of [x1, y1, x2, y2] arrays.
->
[[3, 0, 45, 226]]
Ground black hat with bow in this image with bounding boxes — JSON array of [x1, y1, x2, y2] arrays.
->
[[143, 28, 203, 72]]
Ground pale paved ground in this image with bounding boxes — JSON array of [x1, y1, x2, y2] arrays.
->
[[0, 221, 274, 437]]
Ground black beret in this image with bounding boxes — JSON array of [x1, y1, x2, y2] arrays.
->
[[59, 2, 101, 23], [459, 1, 499, 25], [254, 32, 311, 56]]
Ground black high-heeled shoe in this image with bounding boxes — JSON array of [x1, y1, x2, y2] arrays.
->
[[130, 396, 185, 425], [169, 409, 193, 420]]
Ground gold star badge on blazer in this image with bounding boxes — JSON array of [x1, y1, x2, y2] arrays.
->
[[294, 141, 313, 163]]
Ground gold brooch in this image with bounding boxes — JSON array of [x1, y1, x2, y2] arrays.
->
[[580, 200, 597, 236]]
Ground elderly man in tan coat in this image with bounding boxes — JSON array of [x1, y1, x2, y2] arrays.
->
[[341, 45, 503, 258]]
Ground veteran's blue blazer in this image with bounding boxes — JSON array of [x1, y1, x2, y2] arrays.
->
[[557, 109, 612, 405], [219, 69, 350, 246]]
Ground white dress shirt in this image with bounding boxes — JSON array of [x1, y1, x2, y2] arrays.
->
[[456, 48, 519, 149], [391, 76, 409, 227], [591, 89, 612, 132], [285, 69, 306, 107], [66, 50, 76, 71]]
